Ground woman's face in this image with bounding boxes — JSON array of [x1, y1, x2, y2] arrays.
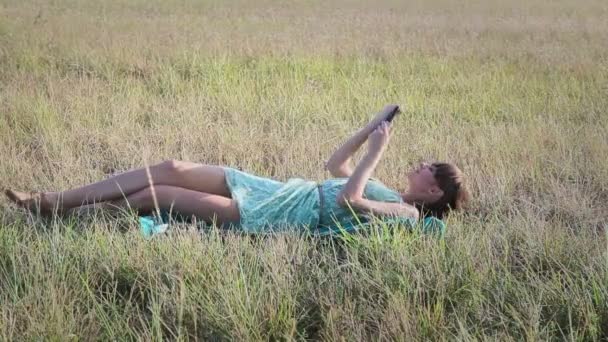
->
[[406, 162, 443, 202]]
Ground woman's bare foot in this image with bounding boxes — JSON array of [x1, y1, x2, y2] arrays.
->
[[4, 189, 57, 215]]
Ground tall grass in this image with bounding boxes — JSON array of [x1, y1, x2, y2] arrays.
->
[[1, 0, 607, 339]]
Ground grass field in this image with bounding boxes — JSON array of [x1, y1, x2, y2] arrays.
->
[[1, 0, 608, 339]]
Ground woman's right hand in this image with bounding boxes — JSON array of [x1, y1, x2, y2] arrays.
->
[[368, 121, 391, 153], [367, 104, 400, 130]]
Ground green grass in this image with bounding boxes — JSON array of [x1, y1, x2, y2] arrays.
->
[[1, 0, 607, 339]]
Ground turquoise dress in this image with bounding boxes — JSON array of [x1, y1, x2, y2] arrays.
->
[[139, 167, 445, 237], [221, 167, 445, 236]]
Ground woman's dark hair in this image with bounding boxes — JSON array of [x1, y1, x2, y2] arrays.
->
[[415, 162, 470, 219]]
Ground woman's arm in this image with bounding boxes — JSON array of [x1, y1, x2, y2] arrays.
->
[[325, 105, 400, 178], [336, 122, 420, 220], [324, 128, 367, 178], [336, 145, 384, 203], [342, 198, 419, 220]]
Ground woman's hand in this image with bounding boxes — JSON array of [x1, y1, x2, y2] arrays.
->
[[338, 121, 390, 203], [367, 104, 400, 129], [368, 121, 391, 153], [325, 105, 398, 178]]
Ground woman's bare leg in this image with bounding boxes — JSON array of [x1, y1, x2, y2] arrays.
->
[[43, 160, 232, 210], [107, 185, 240, 226]]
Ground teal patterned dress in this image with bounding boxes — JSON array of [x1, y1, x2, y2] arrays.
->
[[221, 167, 445, 236]]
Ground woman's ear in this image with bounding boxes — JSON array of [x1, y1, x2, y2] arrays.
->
[[428, 186, 444, 201]]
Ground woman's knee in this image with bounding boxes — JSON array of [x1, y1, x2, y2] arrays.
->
[[128, 185, 174, 209], [154, 160, 192, 180], [149, 185, 184, 206], [157, 159, 181, 172], [160, 159, 202, 173]]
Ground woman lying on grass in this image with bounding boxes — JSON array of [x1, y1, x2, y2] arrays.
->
[[5, 105, 469, 235]]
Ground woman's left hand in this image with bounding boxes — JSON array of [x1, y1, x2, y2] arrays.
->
[[368, 121, 391, 153]]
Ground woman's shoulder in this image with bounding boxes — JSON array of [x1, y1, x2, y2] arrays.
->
[[363, 179, 403, 203], [321, 177, 384, 186], [321, 177, 402, 203]]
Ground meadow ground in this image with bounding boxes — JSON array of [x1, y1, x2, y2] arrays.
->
[[1, 0, 607, 339]]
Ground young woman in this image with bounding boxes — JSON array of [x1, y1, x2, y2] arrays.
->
[[5, 105, 469, 235]]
